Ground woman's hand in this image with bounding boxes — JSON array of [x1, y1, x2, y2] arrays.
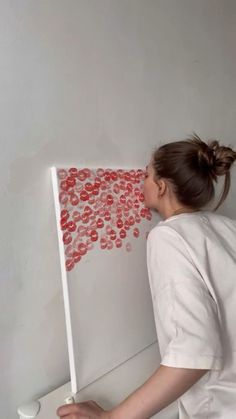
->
[[56, 400, 112, 419]]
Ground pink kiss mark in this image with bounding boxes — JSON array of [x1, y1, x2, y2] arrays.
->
[[57, 168, 152, 271]]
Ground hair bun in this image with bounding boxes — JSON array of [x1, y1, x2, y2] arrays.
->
[[208, 139, 236, 177]]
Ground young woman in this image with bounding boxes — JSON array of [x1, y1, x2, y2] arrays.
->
[[57, 135, 236, 419]]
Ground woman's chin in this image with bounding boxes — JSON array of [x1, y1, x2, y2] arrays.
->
[[145, 202, 159, 213], [144, 201, 154, 210]]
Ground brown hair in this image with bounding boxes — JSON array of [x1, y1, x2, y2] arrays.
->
[[152, 134, 236, 210]]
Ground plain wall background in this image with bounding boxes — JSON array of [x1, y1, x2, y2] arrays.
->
[[1, 1, 236, 418]]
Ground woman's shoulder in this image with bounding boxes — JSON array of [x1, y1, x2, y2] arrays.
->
[[149, 210, 236, 250], [156, 210, 236, 230], [147, 222, 185, 250]]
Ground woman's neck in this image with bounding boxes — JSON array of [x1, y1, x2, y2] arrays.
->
[[160, 205, 199, 220]]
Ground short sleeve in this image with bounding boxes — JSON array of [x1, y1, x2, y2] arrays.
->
[[147, 226, 223, 370]]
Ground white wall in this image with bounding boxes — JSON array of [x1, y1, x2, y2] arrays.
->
[[1, 1, 236, 418]]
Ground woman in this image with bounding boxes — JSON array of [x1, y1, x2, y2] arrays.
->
[[57, 135, 236, 418]]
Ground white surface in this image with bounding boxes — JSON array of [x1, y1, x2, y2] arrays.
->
[[38, 342, 178, 419], [1, 1, 236, 418], [52, 165, 158, 394]]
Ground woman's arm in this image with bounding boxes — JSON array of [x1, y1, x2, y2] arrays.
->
[[110, 364, 208, 419], [57, 365, 208, 418]]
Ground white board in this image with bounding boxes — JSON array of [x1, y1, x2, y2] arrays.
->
[[51, 166, 158, 394]]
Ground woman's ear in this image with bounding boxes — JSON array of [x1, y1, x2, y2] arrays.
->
[[156, 179, 167, 197]]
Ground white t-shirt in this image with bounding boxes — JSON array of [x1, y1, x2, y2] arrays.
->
[[146, 210, 236, 419]]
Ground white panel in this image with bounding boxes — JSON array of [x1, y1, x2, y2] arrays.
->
[[51, 166, 159, 394]]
